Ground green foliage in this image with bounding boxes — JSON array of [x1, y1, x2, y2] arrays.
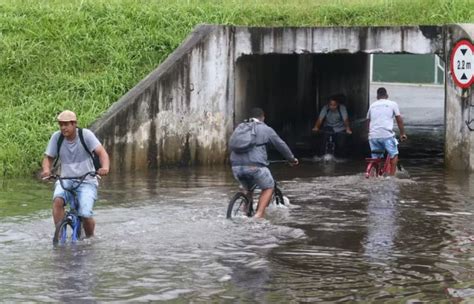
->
[[0, 0, 473, 176]]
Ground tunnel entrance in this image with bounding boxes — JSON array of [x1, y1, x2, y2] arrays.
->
[[235, 53, 370, 158], [94, 24, 465, 172], [235, 52, 445, 159]]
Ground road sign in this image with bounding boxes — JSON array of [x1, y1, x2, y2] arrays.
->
[[450, 39, 474, 89]]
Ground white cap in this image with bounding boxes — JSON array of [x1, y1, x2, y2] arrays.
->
[[57, 110, 77, 122]]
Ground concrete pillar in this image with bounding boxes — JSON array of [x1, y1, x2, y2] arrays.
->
[[444, 24, 474, 171]]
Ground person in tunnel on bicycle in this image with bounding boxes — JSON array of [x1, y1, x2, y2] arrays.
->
[[312, 94, 352, 157], [229, 107, 299, 219], [41, 110, 110, 238], [367, 87, 407, 175]]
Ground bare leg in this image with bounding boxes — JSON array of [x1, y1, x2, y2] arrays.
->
[[52, 197, 65, 225], [82, 218, 95, 238], [389, 155, 399, 175], [254, 188, 274, 218]]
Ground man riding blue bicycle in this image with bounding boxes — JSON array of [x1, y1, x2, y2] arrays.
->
[[41, 110, 110, 239], [229, 107, 298, 219]]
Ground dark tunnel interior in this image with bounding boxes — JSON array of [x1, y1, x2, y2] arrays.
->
[[235, 53, 370, 158]]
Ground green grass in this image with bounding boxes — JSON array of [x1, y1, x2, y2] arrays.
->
[[1, 0, 473, 177]]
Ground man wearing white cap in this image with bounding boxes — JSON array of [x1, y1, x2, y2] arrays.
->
[[41, 110, 110, 238]]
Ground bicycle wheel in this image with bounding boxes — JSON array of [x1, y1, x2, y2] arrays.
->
[[273, 187, 284, 206], [226, 192, 251, 219], [53, 218, 70, 245], [365, 162, 379, 178], [326, 142, 335, 155], [397, 162, 404, 172], [72, 218, 82, 242]]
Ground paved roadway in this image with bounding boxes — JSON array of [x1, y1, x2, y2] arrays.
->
[[369, 82, 444, 126]]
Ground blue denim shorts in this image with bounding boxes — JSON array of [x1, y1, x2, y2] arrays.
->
[[232, 166, 275, 191], [53, 180, 98, 218], [369, 137, 399, 158]]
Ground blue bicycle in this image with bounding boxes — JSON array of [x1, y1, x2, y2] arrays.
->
[[48, 171, 97, 245]]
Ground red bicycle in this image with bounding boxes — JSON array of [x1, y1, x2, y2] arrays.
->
[[365, 150, 392, 178], [365, 137, 405, 178]]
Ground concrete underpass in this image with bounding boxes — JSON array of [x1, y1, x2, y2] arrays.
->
[[235, 53, 369, 157], [90, 24, 474, 172]]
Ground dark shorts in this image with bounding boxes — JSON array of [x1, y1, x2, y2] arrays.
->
[[231, 166, 275, 191]]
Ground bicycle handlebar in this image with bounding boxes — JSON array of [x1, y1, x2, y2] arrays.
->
[[268, 159, 299, 166], [312, 129, 350, 136], [268, 160, 290, 164], [312, 128, 333, 134], [45, 171, 97, 180], [44, 171, 98, 192]]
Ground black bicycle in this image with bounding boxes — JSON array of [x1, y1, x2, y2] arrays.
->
[[47, 171, 97, 245], [226, 182, 285, 219], [321, 130, 336, 155], [311, 128, 337, 156]]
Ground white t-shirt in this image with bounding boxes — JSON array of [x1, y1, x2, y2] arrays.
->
[[366, 99, 401, 139]]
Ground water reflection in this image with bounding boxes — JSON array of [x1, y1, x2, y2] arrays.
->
[[363, 181, 399, 263], [51, 245, 98, 303], [2, 155, 474, 301]]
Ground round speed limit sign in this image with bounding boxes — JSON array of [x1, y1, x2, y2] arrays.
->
[[450, 39, 474, 89]]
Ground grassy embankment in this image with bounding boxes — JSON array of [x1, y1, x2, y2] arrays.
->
[[1, 0, 473, 177]]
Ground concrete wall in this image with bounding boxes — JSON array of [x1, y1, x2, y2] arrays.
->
[[91, 26, 236, 172], [444, 24, 474, 171], [91, 25, 444, 172]]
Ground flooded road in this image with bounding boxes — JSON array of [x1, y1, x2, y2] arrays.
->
[[2, 142, 474, 302]]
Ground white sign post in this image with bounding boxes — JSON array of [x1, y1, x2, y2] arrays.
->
[[450, 40, 474, 89]]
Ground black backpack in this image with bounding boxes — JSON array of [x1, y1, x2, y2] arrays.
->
[[323, 105, 343, 123], [53, 128, 101, 170]]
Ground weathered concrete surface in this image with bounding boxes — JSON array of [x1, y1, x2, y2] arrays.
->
[[444, 24, 474, 171], [235, 26, 443, 56], [90, 25, 445, 172], [91, 26, 236, 172]]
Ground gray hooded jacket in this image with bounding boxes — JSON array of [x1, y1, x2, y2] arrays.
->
[[230, 121, 295, 166]]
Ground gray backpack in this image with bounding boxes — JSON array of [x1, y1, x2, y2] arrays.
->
[[229, 121, 262, 153]]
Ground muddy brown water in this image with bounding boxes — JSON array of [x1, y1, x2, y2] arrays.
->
[[1, 128, 474, 302]]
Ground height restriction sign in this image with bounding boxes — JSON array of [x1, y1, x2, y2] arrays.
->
[[450, 39, 474, 89]]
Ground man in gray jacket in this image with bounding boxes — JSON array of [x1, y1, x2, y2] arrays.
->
[[230, 108, 298, 218]]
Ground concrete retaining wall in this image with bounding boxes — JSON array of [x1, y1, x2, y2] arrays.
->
[[90, 25, 444, 172], [91, 26, 236, 172]]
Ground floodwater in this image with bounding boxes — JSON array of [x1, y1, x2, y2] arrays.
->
[[2, 128, 474, 302]]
